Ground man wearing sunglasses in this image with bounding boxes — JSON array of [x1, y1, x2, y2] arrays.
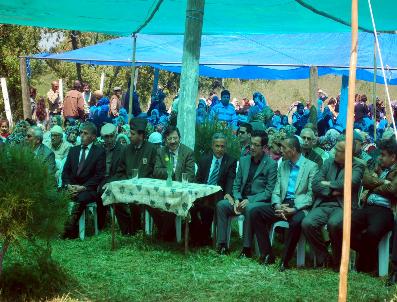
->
[[300, 128, 323, 167]]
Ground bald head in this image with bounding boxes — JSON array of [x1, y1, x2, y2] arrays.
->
[[73, 80, 82, 91], [51, 81, 59, 92]]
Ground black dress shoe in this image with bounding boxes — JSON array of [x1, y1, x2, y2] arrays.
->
[[217, 246, 229, 255], [386, 272, 397, 286], [279, 263, 290, 272], [259, 254, 275, 265], [238, 248, 252, 259]]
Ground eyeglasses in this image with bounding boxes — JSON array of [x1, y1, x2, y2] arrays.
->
[[301, 136, 313, 141], [166, 136, 179, 142]]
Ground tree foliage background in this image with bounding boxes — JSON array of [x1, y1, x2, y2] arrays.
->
[[0, 25, 221, 122]]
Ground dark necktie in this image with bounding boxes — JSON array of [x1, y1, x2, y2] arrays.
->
[[208, 159, 220, 185], [77, 146, 87, 175], [170, 152, 176, 172]]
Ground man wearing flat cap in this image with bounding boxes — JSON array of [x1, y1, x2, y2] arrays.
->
[[98, 123, 125, 229], [45, 125, 72, 182], [114, 118, 157, 235], [46, 125, 71, 163]]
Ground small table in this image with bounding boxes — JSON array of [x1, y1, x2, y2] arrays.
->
[[102, 178, 222, 252]]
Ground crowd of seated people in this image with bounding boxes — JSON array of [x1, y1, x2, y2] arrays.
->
[[3, 79, 397, 285]]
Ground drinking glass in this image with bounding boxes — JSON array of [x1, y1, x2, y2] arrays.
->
[[181, 173, 188, 184], [131, 169, 139, 180]]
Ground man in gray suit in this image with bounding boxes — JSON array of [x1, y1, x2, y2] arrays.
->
[[302, 141, 365, 269], [251, 136, 318, 270], [26, 126, 56, 174], [216, 130, 277, 256]]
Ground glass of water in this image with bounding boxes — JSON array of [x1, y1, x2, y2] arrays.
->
[[181, 173, 188, 184], [131, 169, 139, 180]]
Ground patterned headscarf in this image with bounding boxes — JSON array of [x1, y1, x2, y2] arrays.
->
[[319, 129, 341, 151], [6, 120, 30, 144]]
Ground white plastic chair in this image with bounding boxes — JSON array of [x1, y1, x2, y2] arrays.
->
[[378, 231, 392, 277], [226, 215, 244, 248], [317, 226, 391, 276], [269, 221, 306, 267], [144, 209, 183, 243], [78, 202, 99, 240]]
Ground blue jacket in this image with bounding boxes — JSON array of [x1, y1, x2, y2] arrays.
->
[[209, 103, 238, 129]]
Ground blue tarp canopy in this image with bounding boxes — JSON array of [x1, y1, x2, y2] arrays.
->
[[31, 33, 397, 84]]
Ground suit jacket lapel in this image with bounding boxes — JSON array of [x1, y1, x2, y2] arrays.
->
[[218, 155, 227, 180], [253, 156, 266, 179], [282, 162, 290, 198], [82, 145, 95, 172], [174, 145, 183, 177], [74, 146, 81, 174], [294, 158, 306, 191], [242, 157, 250, 187], [328, 161, 337, 181], [204, 154, 213, 182]]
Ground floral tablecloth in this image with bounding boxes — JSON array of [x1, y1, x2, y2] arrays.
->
[[102, 178, 222, 217]]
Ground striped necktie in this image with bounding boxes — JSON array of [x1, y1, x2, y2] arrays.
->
[[208, 159, 220, 185]]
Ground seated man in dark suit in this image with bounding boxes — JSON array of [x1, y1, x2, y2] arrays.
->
[[62, 122, 106, 239], [97, 123, 124, 230], [114, 118, 157, 235], [216, 131, 278, 257], [191, 132, 237, 246], [302, 141, 365, 270], [251, 136, 318, 270], [352, 137, 395, 274], [153, 125, 195, 241]]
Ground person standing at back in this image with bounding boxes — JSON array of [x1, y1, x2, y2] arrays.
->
[[63, 80, 85, 121], [47, 80, 62, 117]]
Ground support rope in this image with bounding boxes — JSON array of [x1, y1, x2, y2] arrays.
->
[[367, 0, 397, 140]]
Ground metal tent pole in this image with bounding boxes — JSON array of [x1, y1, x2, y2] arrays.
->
[[128, 34, 137, 121]]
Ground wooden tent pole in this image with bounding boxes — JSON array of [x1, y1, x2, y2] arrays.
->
[[309, 66, 318, 107], [19, 57, 31, 119], [128, 34, 137, 121], [373, 37, 377, 140], [177, 0, 205, 150], [152, 68, 160, 96], [338, 0, 358, 301]]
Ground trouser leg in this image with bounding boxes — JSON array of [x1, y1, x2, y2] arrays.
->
[[114, 204, 132, 235], [216, 199, 235, 246], [251, 204, 279, 257], [391, 219, 397, 272], [130, 204, 142, 234], [356, 206, 394, 272], [201, 206, 214, 242], [96, 197, 107, 230], [282, 210, 306, 265], [302, 206, 333, 265], [327, 207, 343, 267], [65, 190, 97, 238], [243, 202, 267, 248]]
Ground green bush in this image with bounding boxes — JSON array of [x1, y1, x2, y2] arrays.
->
[[194, 120, 240, 161], [0, 244, 73, 302], [0, 144, 69, 275]]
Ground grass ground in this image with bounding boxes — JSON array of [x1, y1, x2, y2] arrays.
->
[[12, 226, 393, 302]]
